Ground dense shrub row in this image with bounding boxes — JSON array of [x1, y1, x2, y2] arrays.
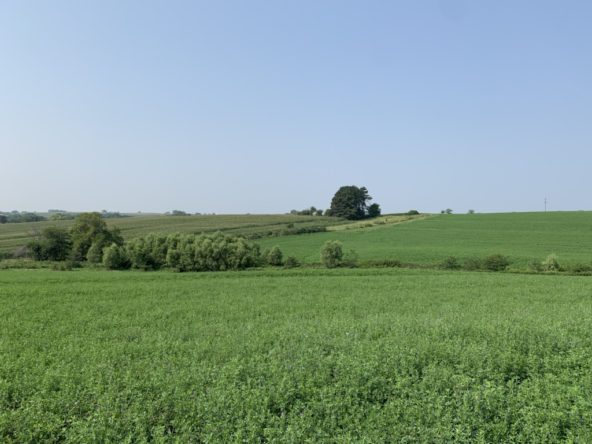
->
[[113, 232, 262, 271]]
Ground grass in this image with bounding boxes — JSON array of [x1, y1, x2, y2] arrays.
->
[[259, 211, 592, 267], [2, 267, 592, 442], [0, 214, 340, 254]]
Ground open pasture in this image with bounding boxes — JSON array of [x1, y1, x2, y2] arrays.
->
[[259, 211, 592, 267], [2, 268, 592, 442]]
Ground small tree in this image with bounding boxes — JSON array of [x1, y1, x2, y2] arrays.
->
[[445, 208, 453, 214], [468, 209, 475, 214], [320, 240, 343, 268], [542, 254, 560, 272], [367, 203, 381, 218], [483, 254, 510, 272], [102, 243, 130, 270], [28, 227, 72, 261], [284, 256, 300, 268], [266, 245, 283, 266]]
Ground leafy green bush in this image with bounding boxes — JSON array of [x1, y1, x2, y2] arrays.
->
[[542, 254, 560, 272], [527, 259, 543, 272], [103, 244, 131, 270], [28, 227, 72, 261], [407, 210, 420, 215], [361, 259, 403, 268], [440, 256, 461, 270], [266, 246, 283, 266], [570, 263, 592, 274], [125, 232, 260, 272], [342, 249, 359, 268], [463, 257, 483, 271], [320, 240, 343, 268], [284, 256, 300, 268], [483, 254, 510, 272]]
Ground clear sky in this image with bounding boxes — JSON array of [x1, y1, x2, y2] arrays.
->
[[1, 1, 591, 214]]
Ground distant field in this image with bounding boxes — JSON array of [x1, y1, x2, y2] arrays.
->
[[0, 214, 340, 253], [259, 211, 592, 267], [2, 268, 592, 441]]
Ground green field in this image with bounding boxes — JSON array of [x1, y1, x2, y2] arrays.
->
[[0, 214, 340, 254], [260, 212, 592, 267], [2, 268, 592, 442]]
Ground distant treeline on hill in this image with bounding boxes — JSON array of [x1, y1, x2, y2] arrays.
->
[[0, 210, 128, 224]]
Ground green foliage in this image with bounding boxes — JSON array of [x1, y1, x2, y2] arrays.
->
[[27, 227, 72, 261], [70, 212, 123, 261], [320, 240, 343, 268], [542, 254, 561, 272], [440, 256, 461, 270], [266, 245, 283, 266], [126, 232, 261, 272], [483, 254, 510, 272], [0, 211, 45, 223], [283, 256, 300, 268], [367, 203, 381, 218], [2, 268, 592, 441], [407, 209, 420, 215], [102, 243, 131, 270], [463, 257, 483, 271], [527, 259, 543, 272], [329, 185, 375, 220]]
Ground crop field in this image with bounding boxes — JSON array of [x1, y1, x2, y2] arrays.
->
[[259, 211, 592, 267], [0, 214, 340, 254], [2, 268, 592, 442]]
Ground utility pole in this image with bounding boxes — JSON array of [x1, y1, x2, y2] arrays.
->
[[544, 197, 547, 212]]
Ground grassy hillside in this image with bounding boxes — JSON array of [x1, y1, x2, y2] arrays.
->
[[2, 268, 592, 441], [0, 214, 340, 253], [259, 211, 592, 267]]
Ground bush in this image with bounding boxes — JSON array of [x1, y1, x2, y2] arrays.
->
[[463, 257, 483, 271], [266, 246, 283, 266], [284, 256, 300, 269], [103, 244, 131, 270], [28, 227, 72, 261], [86, 241, 104, 263], [361, 259, 403, 268], [320, 240, 343, 268], [542, 254, 560, 272], [483, 254, 510, 272], [342, 249, 359, 268], [407, 210, 420, 215], [440, 256, 461, 270], [527, 259, 543, 273], [570, 263, 592, 274], [125, 232, 261, 272]]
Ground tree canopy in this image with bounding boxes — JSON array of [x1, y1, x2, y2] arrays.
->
[[329, 186, 379, 220]]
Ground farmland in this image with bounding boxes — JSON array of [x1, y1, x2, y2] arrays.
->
[[0, 214, 340, 254], [260, 211, 592, 267], [2, 268, 592, 442]]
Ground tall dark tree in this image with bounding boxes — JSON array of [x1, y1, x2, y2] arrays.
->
[[329, 186, 374, 220], [367, 203, 381, 218], [70, 212, 123, 261]]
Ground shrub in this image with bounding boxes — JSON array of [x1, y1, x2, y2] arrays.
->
[[28, 227, 72, 261], [407, 210, 420, 215], [468, 209, 475, 214], [483, 254, 510, 272], [266, 246, 283, 266], [542, 254, 560, 272], [570, 263, 592, 274], [527, 259, 543, 272], [284, 256, 300, 269], [103, 244, 131, 270], [86, 241, 104, 263], [342, 249, 359, 268], [440, 256, 461, 270], [463, 257, 483, 271], [320, 240, 343, 268]]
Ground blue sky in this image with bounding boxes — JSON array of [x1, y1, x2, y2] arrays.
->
[[1, 1, 591, 214]]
